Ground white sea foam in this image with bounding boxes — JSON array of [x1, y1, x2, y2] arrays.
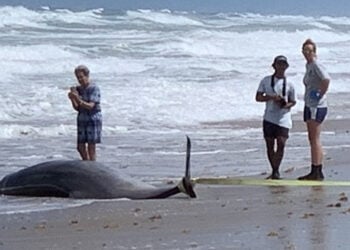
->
[[126, 9, 204, 26], [0, 6, 109, 28]]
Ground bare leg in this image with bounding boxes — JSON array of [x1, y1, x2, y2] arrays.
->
[[265, 137, 276, 169], [87, 143, 96, 161], [77, 143, 89, 160], [298, 120, 324, 180], [274, 136, 287, 169], [307, 120, 323, 165], [264, 137, 280, 179]]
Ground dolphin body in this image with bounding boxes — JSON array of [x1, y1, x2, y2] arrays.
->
[[0, 138, 196, 199]]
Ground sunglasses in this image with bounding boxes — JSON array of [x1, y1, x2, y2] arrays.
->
[[302, 49, 314, 53]]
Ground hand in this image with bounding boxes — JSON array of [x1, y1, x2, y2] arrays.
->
[[271, 95, 287, 108], [278, 99, 287, 108], [272, 94, 285, 104], [70, 86, 78, 93], [68, 89, 79, 101], [68, 91, 75, 99]]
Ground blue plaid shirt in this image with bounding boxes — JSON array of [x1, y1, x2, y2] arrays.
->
[[76, 83, 102, 122]]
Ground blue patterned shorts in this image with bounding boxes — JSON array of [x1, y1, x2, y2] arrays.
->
[[77, 119, 102, 144]]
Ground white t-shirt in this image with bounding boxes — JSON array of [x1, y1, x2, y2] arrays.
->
[[257, 75, 296, 129]]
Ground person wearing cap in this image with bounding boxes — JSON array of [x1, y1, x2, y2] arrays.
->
[[298, 39, 330, 180], [68, 65, 102, 161], [256, 55, 296, 179]]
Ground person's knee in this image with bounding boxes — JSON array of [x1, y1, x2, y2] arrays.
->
[[310, 140, 321, 149], [277, 137, 287, 147], [87, 144, 96, 151], [77, 144, 85, 152], [87, 144, 96, 160], [308, 133, 320, 146]]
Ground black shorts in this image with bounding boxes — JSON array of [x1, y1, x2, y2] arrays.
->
[[263, 120, 289, 139]]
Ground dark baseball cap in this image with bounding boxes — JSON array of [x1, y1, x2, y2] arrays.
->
[[273, 55, 289, 66]]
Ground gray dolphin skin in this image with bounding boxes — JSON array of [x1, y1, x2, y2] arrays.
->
[[0, 137, 196, 199]]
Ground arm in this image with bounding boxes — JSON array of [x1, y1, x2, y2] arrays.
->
[[79, 85, 100, 111], [319, 78, 330, 96], [314, 63, 330, 97], [68, 91, 80, 111], [69, 92, 96, 110], [283, 100, 296, 109], [68, 87, 97, 111], [256, 77, 281, 103], [283, 83, 297, 109], [255, 92, 281, 102], [78, 99, 96, 110]]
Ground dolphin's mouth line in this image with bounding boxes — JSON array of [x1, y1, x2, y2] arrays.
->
[[0, 184, 69, 197]]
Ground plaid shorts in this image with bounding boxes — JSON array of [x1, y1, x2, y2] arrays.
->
[[77, 119, 102, 144]]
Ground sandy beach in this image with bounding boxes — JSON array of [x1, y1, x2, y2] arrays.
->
[[1, 115, 350, 250], [1, 167, 350, 250]]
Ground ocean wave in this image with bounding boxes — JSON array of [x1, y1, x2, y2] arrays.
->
[[126, 9, 204, 26], [0, 5, 110, 29], [3, 6, 350, 33], [1, 6, 349, 132]]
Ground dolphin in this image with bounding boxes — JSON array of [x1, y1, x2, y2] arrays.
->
[[0, 137, 196, 199]]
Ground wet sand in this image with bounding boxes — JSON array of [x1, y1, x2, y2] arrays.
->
[[1, 168, 350, 250], [1, 115, 350, 250]]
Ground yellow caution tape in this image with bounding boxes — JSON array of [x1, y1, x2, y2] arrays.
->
[[192, 177, 350, 186]]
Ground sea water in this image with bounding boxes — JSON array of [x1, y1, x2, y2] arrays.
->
[[1, 3, 350, 213]]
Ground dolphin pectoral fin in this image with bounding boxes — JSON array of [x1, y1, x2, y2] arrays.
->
[[145, 135, 196, 199], [185, 135, 191, 178], [177, 177, 196, 198], [181, 136, 196, 198]]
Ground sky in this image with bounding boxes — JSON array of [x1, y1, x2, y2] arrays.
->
[[0, 0, 350, 16]]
